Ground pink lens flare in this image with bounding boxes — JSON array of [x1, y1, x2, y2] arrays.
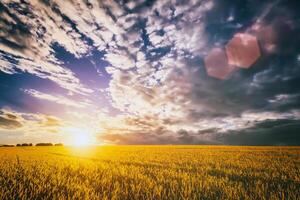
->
[[225, 33, 261, 68], [204, 48, 236, 80]]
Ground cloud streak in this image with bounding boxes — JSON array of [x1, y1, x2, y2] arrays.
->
[[24, 89, 90, 108]]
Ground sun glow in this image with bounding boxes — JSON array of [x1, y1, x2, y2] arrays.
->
[[73, 132, 91, 146], [62, 126, 95, 146]]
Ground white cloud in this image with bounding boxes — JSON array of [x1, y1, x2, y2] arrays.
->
[[105, 53, 135, 70], [24, 89, 90, 108], [0, 108, 64, 134], [0, 53, 17, 74], [0, 0, 93, 95]]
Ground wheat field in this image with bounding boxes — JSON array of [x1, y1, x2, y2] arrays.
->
[[0, 146, 299, 200]]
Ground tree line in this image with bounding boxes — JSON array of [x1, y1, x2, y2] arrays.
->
[[0, 143, 64, 147]]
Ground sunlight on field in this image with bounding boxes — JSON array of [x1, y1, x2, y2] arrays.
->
[[0, 146, 299, 200]]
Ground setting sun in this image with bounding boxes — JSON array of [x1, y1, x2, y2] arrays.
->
[[62, 127, 95, 146], [72, 132, 90, 146]]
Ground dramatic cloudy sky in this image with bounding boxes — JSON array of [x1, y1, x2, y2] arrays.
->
[[0, 0, 300, 145]]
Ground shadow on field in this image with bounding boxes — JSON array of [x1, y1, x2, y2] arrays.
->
[[208, 168, 300, 188]]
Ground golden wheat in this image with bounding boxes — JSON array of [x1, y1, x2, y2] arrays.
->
[[0, 146, 299, 200]]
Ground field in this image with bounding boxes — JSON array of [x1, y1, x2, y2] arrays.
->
[[0, 146, 299, 200]]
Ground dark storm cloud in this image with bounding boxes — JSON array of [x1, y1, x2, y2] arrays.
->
[[0, 112, 22, 129], [218, 119, 300, 145], [177, 129, 201, 144], [198, 128, 219, 135], [182, 0, 300, 121], [99, 130, 215, 145], [99, 132, 177, 145], [204, 0, 266, 44]]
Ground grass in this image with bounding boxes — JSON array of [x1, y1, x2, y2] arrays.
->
[[0, 146, 299, 200]]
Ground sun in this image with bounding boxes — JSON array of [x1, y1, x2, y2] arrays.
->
[[73, 132, 91, 146], [62, 126, 94, 146]]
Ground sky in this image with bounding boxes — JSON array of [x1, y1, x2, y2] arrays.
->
[[0, 0, 300, 145]]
